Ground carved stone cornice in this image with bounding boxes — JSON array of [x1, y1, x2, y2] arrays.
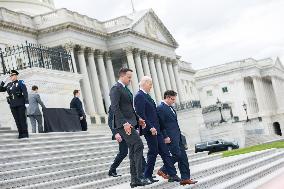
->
[[0, 21, 37, 35]]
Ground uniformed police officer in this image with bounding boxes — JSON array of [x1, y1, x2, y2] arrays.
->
[[0, 70, 29, 139]]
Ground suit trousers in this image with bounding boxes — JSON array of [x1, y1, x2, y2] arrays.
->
[[161, 134, 191, 180], [109, 139, 128, 172], [29, 115, 43, 133], [144, 133, 177, 178], [10, 106, 29, 138], [80, 117, 87, 131], [117, 127, 144, 183]]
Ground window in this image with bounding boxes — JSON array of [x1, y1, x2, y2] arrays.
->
[[206, 90, 213, 97], [222, 87, 228, 93]]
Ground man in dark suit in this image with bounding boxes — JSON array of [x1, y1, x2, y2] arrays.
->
[[157, 90, 198, 186], [0, 70, 29, 139], [70, 90, 87, 131], [27, 85, 46, 133], [109, 68, 151, 188], [134, 76, 180, 183]]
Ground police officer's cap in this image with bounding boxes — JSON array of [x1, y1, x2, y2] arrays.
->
[[10, 70, 19, 76]]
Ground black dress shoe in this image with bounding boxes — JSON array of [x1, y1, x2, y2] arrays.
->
[[136, 178, 151, 186], [108, 171, 121, 177], [168, 175, 181, 182], [130, 183, 138, 188], [148, 177, 159, 183], [152, 175, 157, 178]]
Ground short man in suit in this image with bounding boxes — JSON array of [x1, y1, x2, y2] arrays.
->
[[70, 90, 87, 131], [157, 90, 198, 186], [134, 76, 180, 183], [109, 68, 151, 188], [27, 85, 46, 133]]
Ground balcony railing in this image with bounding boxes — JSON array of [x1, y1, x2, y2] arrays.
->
[[0, 41, 74, 75], [173, 100, 201, 111]]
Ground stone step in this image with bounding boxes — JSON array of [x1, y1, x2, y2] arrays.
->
[[0, 151, 209, 181], [0, 146, 196, 172], [0, 143, 126, 164], [0, 151, 217, 189], [0, 139, 117, 153], [134, 149, 278, 189], [0, 130, 18, 134], [61, 149, 277, 189], [185, 150, 284, 189], [0, 131, 101, 139], [0, 127, 12, 130], [0, 134, 112, 144], [210, 154, 284, 189]]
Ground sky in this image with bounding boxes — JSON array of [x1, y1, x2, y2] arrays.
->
[[54, 0, 284, 69]]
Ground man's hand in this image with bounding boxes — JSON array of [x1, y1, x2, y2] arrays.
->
[[164, 137, 171, 144], [123, 122, 133, 135], [25, 104, 29, 108], [115, 133, 122, 143], [150, 127, 157, 136], [80, 116, 83, 120], [138, 118, 146, 129]]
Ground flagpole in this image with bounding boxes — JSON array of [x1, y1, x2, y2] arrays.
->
[[131, 0, 135, 13]]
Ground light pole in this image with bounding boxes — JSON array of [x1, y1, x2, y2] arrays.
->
[[242, 102, 249, 122], [216, 98, 225, 123]]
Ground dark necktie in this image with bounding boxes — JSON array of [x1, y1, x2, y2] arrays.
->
[[146, 93, 155, 105], [124, 86, 133, 100]]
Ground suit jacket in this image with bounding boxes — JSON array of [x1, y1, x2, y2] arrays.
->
[[157, 102, 181, 143], [109, 82, 139, 130], [27, 92, 46, 115], [70, 97, 85, 117], [134, 90, 161, 136]]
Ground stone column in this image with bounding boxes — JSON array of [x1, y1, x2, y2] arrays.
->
[[173, 60, 186, 103], [96, 50, 111, 109], [133, 49, 144, 81], [148, 53, 162, 103], [64, 43, 78, 73], [167, 59, 179, 103], [155, 55, 167, 95], [252, 76, 266, 116], [272, 76, 284, 112], [77, 46, 96, 115], [125, 47, 139, 93], [161, 57, 172, 90], [141, 51, 156, 101], [87, 49, 105, 115], [105, 52, 116, 87]]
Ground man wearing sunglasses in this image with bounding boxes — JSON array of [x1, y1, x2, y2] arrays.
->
[[0, 70, 29, 139]]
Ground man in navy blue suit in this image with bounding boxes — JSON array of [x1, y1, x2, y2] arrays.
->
[[157, 90, 198, 186], [134, 76, 180, 183]]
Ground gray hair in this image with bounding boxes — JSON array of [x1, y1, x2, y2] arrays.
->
[[139, 76, 152, 86]]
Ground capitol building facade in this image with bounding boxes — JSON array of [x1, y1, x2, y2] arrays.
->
[[0, 0, 283, 145]]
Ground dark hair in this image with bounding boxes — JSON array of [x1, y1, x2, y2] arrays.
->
[[32, 85, 38, 91], [118, 67, 133, 77], [73, 89, 80, 96], [164, 90, 177, 99]]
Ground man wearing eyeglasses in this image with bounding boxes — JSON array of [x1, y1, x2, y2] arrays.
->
[[0, 70, 29, 139]]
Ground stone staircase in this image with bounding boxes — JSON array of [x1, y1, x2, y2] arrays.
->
[[245, 134, 284, 146], [0, 130, 218, 189], [0, 129, 283, 189]]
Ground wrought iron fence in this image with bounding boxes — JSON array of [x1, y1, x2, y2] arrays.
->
[[173, 100, 201, 111], [0, 41, 74, 75]]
